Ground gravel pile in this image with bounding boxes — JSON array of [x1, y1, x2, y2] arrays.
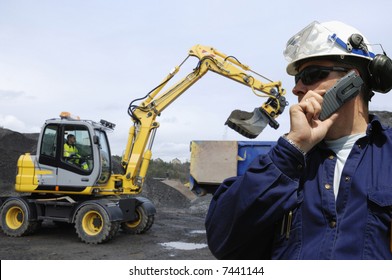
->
[[142, 178, 212, 215]]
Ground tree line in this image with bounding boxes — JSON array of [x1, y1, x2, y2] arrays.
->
[[112, 156, 190, 183]]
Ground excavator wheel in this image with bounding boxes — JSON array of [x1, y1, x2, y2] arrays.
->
[[74, 203, 119, 244], [0, 198, 40, 237], [121, 203, 154, 234]]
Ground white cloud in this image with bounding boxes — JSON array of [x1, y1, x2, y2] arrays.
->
[[0, 89, 25, 100], [0, 113, 41, 133], [0, 114, 27, 131]]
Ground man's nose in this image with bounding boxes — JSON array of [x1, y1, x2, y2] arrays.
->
[[292, 80, 307, 98]]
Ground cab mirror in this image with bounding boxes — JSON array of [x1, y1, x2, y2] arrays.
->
[[93, 135, 100, 145]]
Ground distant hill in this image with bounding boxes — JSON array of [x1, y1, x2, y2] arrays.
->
[[1, 110, 392, 190], [0, 128, 39, 185]]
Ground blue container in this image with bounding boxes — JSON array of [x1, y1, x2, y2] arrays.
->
[[237, 141, 276, 176]]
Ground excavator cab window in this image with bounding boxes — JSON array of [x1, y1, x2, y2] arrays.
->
[[95, 129, 111, 184], [62, 125, 93, 172], [38, 124, 59, 167]]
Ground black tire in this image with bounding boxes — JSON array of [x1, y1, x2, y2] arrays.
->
[[74, 203, 119, 244], [121, 204, 154, 234], [0, 198, 39, 237]]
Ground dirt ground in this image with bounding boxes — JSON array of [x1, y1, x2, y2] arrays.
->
[[0, 179, 215, 260]]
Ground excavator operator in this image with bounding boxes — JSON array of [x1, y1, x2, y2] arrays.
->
[[63, 134, 88, 170]]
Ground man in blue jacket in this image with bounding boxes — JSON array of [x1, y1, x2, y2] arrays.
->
[[205, 20, 392, 259]]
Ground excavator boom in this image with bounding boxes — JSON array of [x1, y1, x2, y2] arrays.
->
[[122, 45, 287, 191]]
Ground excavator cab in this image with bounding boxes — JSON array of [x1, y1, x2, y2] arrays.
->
[[15, 113, 113, 193]]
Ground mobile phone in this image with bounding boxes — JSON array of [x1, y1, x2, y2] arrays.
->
[[319, 71, 364, 121]]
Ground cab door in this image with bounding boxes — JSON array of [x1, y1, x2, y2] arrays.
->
[[36, 124, 59, 186], [56, 124, 100, 188]]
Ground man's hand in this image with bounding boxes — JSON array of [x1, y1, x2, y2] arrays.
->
[[286, 90, 337, 153]]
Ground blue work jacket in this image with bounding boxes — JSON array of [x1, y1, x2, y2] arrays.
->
[[206, 116, 392, 259]]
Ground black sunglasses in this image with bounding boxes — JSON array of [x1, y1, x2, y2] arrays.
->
[[295, 66, 350, 85]]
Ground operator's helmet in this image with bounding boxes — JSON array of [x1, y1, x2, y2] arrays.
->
[[283, 20, 375, 75], [67, 134, 75, 140]]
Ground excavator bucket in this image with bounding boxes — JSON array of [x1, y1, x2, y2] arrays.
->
[[225, 108, 269, 139]]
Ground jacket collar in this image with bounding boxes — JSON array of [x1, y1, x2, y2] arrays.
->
[[366, 114, 388, 136], [315, 114, 387, 151]]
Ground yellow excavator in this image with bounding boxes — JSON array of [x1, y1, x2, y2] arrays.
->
[[0, 45, 287, 244]]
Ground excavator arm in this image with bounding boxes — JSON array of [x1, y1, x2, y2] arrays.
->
[[119, 44, 287, 193]]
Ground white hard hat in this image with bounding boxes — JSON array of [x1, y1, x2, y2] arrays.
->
[[284, 21, 375, 75]]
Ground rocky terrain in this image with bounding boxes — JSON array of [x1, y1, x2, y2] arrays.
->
[[0, 128, 38, 187]]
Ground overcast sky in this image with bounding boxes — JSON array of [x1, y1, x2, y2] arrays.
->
[[1, 0, 392, 161]]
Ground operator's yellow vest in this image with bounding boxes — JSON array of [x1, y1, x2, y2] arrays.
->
[[63, 143, 88, 170], [64, 143, 78, 157]]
